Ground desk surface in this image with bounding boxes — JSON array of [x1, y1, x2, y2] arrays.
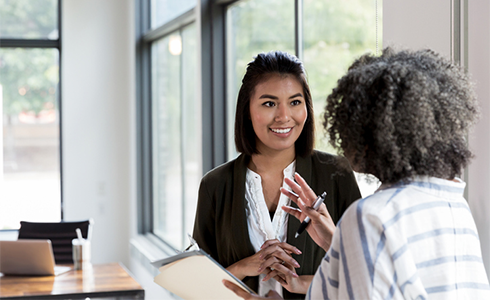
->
[[0, 262, 144, 299]]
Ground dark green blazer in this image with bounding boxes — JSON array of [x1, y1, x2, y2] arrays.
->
[[193, 150, 361, 299]]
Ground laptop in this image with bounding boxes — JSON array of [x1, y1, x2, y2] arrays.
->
[[0, 239, 72, 276]]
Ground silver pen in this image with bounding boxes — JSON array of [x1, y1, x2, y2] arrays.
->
[[295, 192, 327, 238]]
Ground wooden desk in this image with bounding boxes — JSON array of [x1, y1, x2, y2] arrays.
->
[[0, 262, 144, 299]]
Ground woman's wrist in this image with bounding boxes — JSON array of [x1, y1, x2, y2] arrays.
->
[[296, 275, 314, 294], [321, 241, 331, 252], [226, 261, 246, 280]]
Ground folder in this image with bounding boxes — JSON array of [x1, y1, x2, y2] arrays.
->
[[152, 249, 255, 300]]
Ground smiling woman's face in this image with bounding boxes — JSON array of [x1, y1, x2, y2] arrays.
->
[[249, 74, 307, 155]]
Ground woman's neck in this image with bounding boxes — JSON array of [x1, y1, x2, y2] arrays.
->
[[248, 148, 296, 212], [249, 147, 296, 174]]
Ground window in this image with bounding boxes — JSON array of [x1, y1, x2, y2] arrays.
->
[[151, 0, 196, 29], [151, 25, 199, 250], [225, 0, 382, 196], [137, 0, 200, 251], [302, 0, 382, 196], [136, 0, 381, 251], [226, 0, 295, 159], [0, 0, 61, 230]]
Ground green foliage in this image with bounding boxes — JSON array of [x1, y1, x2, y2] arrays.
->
[[0, 48, 59, 115], [303, 0, 382, 152], [227, 0, 382, 154], [228, 0, 296, 94], [0, 0, 59, 115], [0, 0, 57, 39]]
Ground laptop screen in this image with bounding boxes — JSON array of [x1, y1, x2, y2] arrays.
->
[[0, 239, 71, 276]]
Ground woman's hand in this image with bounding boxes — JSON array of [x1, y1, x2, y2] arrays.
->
[[226, 240, 302, 280], [281, 172, 336, 252], [263, 268, 313, 294], [256, 240, 301, 283], [223, 280, 283, 299], [258, 240, 311, 294]]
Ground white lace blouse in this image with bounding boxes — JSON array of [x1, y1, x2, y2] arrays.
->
[[244, 160, 295, 297]]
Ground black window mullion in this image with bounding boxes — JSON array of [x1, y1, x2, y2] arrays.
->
[[143, 8, 195, 43], [136, 0, 153, 234], [179, 29, 186, 249], [0, 39, 59, 48], [294, 0, 303, 60], [57, 0, 64, 220], [200, 0, 227, 173]]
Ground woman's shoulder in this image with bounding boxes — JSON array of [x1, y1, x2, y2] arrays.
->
[[311, 149, 337, 161], [343, 188, 402, 225], [200, 154, 248, 185], [309, 150, 352, 171], [338, 193, 386, 233], [202, 159, 234, 180]]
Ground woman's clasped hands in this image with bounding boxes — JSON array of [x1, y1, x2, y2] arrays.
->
[[226, 239, 301, 282], [258, 240, 313, 294], [226, 238, 311, 295]]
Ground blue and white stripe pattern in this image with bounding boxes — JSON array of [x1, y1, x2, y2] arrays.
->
[[307, 176, 490, 299]]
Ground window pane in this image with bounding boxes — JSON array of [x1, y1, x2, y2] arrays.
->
[[0, 0, 58, 40], [152, 25, 199, 250], [303, 0, 382, 197], [226, 0, 295, 159], [152, 33, 183, 249], [181, 24, 201, 239], [151, 0, 196, 29], [0, 48, 61, 229]]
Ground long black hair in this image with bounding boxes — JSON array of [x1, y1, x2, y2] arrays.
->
[[234, 51, 315, 157]]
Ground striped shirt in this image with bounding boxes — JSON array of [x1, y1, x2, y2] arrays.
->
[[308, 176, 490, 299]]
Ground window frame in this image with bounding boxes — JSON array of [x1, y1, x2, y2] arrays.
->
[[0, 0, 63, 226], [136, 0, 199, 250], [135, 0, 381, 249], [203, 0, 305, 166], [136, 0, 312, 249]]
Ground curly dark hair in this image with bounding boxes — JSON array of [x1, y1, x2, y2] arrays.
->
[[235, 51, 315, 157], [323, 47, 479, 183]]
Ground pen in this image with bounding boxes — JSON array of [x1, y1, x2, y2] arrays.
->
[[295, 192, 327, 238]]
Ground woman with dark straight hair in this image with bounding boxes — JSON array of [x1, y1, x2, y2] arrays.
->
[[193, 51, 361, 298]]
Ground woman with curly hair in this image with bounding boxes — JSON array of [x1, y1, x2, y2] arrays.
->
[[225, 48, 490, 299]]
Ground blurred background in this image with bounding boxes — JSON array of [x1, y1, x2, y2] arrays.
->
[[2, 1, 490, 299]]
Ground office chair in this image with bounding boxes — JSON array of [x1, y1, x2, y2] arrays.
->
[[18, 220, 91, 264]]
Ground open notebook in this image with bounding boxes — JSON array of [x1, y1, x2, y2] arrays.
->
[[152, 249, 254, 299], [0, 239, 72, 276]]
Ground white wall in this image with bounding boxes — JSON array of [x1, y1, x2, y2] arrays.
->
[[57, 1, 490, 297], [384, 0, 490, 279], [62, 0, 135, 267], [383, 0, 451, 58], [62, 2, 174, 298], [467, 0, 490, 280]]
